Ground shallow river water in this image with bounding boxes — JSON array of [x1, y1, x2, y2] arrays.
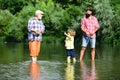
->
[[0, 43, 120, 80]]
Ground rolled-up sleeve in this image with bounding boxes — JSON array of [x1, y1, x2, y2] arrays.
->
[[81, 18, 88, 33], [81, 18, 85, 30], [94, 18, 100, 29], [28, 19, 33, 32], [40, 21, 45, 33]]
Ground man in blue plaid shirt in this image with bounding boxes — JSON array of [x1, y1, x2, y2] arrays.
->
[[28, 10, 45, 62]]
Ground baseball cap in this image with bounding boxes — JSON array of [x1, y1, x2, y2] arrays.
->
[[35, 10, 44, 15]]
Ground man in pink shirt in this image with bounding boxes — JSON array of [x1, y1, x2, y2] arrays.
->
[[80, 8, 100, 61]]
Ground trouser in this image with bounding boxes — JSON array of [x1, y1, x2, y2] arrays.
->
[[29, 41, 41, 57], [66, 49, 75, 58], [82, 34, 96, 48]]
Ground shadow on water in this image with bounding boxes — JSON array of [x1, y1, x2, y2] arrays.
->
[[0, 43, 120, 80]]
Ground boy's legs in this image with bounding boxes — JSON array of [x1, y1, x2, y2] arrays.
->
[[71, 49, 75, 58], [71, 49, 76, 63], [66, 50, 71, 63]]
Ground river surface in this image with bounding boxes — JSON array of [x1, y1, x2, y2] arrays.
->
[[0, 43, 120, 80]]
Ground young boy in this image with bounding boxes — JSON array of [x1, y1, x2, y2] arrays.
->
[[64, 29, 76, 63]]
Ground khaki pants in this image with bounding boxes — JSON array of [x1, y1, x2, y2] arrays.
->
[[29, 41, 41, 57]]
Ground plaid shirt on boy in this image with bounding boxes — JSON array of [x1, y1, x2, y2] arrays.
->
[[28, 17, 45, 41], [81, 16, 100, 38]]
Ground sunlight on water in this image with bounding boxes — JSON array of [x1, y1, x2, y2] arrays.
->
[[0, 43, 120, 80], [0, 60, 65, 80]]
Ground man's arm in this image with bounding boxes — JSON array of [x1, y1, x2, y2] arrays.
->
[[90, 18, 100, 36], [36, 21, 45, 35], [28, 19, 37, 34], [81, 18, 91, 37]]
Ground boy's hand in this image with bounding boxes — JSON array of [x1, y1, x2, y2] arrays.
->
[[64, 32, 67, 35]]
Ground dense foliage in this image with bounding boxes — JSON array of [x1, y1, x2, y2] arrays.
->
[[0, 0, 120, 45]]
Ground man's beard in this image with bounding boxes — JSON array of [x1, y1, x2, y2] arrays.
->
[[38, 16, 42, 21], [86, 14, 91, 18], [38, 18, 42, 20]]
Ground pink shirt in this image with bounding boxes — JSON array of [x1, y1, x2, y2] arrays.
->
[[81, 16, 100, 38]]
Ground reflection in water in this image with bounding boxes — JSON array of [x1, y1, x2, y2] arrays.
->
[[80, 61, 97, 80], [65, 63, 75, 80], [0, 43, 120, 80], [29, 62, 40, 80]]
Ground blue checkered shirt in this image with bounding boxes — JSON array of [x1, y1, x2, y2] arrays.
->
[[28, 17, 45, 41]]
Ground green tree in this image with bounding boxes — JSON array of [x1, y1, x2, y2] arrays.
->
[[0, 0, 120, 44], [4, 5, 35, 42], [93, 0, 114, 43], [0, 0, 32, 14], [110, 0, 120, 45], [0, 10, 15, 41]]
